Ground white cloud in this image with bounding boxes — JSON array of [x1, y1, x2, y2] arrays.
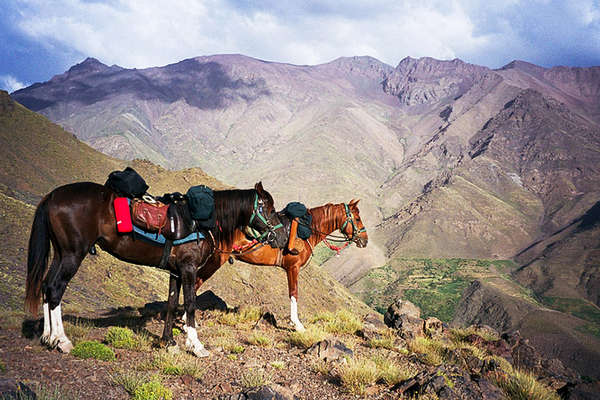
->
[[0, 75, 27, 93], [11, 0, 495, 68], [10, 0, 600, 70]]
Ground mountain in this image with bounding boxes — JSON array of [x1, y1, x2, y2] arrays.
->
[[10, 55, 600, 380]]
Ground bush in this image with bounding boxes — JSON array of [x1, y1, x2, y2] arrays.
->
[[71, 341, 115, 361], [105, 326, 151, 351], [133, 376, 173, 400]]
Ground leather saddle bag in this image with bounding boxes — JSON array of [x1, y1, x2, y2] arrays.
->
[[132, 198, 169, 234]]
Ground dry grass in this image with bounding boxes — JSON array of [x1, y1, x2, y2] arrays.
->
[[217, 306, 262, 327], [493, 367, 560, 400], [247, 332, 272, 347], [311, 309, 363, 335], [408, 337, 446, 366], [240, 368, 272, 389], [372, 355, 418, 386], [311, 359, 332, 375], [63, 318, 94, 344], [338, 357, 380, 395], [449, 326, 499, 342], [367, 328, 399, 350], [270, 360, 285, 369], [136, 350, 206, 378], [287, 325, 327, 349]]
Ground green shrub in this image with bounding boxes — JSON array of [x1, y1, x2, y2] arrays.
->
[[106, 326, 136, 348], [105, 326, 151, 351], [133, 376, 173, 400], [71, 341, 115, 361]]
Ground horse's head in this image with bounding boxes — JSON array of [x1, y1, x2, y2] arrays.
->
[[339, 199, 368, 248], [248, 182, 286, 247]]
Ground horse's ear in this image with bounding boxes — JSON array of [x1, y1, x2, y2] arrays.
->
[[350, 199, 360, 206], [255, 181, 265, 194]]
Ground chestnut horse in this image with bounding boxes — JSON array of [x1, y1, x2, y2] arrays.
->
[[183, 200, 368, 331], [25, 181, 284, 357]]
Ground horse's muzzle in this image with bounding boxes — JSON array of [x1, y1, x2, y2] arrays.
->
[[355, 237, 368, 248]]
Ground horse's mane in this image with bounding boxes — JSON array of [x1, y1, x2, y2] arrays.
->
[[212, 188, 256, 248], [307, 203, 341, 237]]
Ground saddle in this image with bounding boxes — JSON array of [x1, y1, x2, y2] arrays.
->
[[131, 196, 169, 234]]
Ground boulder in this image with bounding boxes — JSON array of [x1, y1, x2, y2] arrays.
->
[[424, 317, 444, 338], [384, 299, 424, 339], [306, 339, 353, 361]]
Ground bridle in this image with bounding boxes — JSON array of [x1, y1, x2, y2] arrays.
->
[[321, 203, 367, 253], [339, 203, 367, 243], [247, 193, 284, 244]]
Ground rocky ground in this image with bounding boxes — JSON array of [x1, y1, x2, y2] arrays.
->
[[0, 297, 597, 400]]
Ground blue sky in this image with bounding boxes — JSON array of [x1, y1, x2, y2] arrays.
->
[[2, 0, 600, 92]]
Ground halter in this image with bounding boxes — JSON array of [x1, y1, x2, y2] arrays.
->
[[247, 193, 284, 243], [322, 203, 367, 254], [339, 203, 367, 242]]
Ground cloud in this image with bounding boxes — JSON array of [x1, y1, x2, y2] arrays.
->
[[7, 0, 600, 72], [0, 75, 27, 93]]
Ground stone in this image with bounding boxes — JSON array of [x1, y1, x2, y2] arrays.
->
[[306, 339, 353, 361], [245, 384, 295, 400], [424, 317, 443, 338], [385, 299, 421, 321]]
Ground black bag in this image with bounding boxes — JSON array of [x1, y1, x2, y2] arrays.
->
[[105, 167, 149, 198], [284, 202, 312, 240], [187, 185, 215, 229]]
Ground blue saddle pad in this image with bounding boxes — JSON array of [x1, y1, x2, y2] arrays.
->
[[127, 199, 204, 246]]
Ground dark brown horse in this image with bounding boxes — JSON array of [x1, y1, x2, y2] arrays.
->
[[182, 200, 368, 331], [25, 181, 284, 357]]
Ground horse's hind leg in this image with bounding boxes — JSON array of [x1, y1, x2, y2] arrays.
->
[[44, 251, 85, 353], [40, 254, 60, 345], [181, 263, 209, 358]]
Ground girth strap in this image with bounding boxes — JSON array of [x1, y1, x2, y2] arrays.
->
[[159, 239, 173, 269]]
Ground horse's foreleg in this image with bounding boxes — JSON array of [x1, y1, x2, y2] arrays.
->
[[181, 264, 209, 357], [286, 264, 305, 332], [161, 274, 181, 347]]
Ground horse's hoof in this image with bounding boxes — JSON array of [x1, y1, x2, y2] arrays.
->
[[187, 343, 210, 358], [290, 320, 305, 332], [40, 334, 52, 346], [57, 339, 73, 353]]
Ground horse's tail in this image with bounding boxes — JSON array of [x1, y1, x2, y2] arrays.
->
[[25, 195, 51, 315]]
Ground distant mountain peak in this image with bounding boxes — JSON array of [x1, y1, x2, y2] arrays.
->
[[67, 57, 110, 74]]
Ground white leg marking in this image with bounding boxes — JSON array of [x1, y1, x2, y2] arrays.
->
[[48, 304, 73, 353], [290, 296, 305, 332], [41, 303, 51, 345], [181, 312, 199, 328], [184, 324, 209, 357]]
